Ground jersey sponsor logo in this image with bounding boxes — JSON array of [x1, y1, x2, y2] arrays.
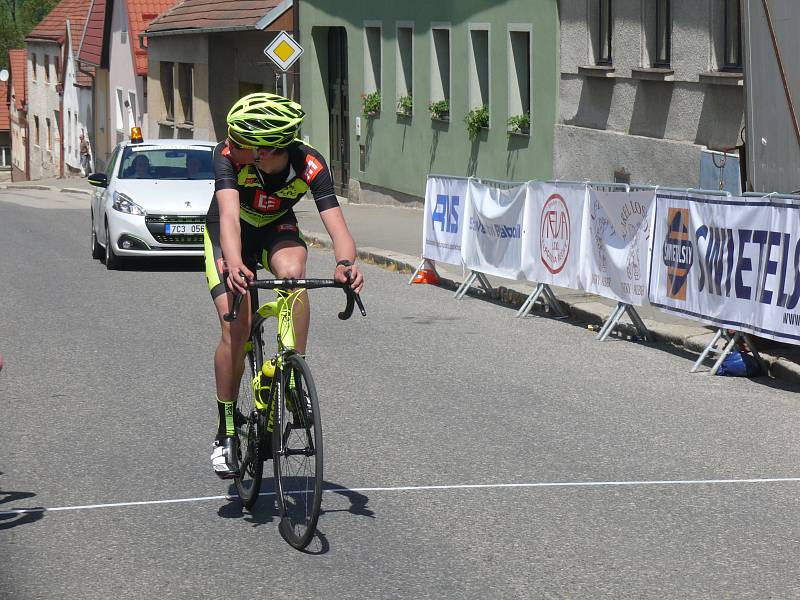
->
[[303, 155, 323, 183], [277, 223, 298, 233], [252, 190, 282, 213]]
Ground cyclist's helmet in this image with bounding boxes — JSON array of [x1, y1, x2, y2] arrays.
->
[[226, 93, 305, 148]]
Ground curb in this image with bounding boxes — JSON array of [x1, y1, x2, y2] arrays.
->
[[304, 230, 800, 387]]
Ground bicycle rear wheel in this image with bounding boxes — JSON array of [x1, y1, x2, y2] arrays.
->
[[273, 352, 323, 549], [234, 319, 265, 508]]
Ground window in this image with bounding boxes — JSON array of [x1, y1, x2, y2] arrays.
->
[[115, 88, 124, 131], [364, 24, 382, 96], [74, 113, 78, 157], [723, 0, 742, 71], [127, 91, 137, 128], [67, 110, 71, 153], [430, 26, 451, 109], [161, 62, 174, 121], [596, 0, 612, 65], [178, 63, 193, 123], [45, 118, 51, 150], [33, 116, 40, 146], [31, 54, 37, 81], [654, 0, 671, 67], [508, 27, 531, 131], [468, 25, 490, 111], [44, 55, 50, 83], [396, 24, 413, 112]]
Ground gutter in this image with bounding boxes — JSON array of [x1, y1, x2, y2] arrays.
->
[[255, 0, 292, 30], [144, 24, 259, 38]]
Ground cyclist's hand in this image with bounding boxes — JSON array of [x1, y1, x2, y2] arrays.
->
[[226, 263, 253, 294], [335, 262, 364, 294]]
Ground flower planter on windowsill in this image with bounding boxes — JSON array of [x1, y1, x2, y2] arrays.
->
[[396, 110, 412, 118], [508, 127, 530, 137], [430, 113, 450, 122]]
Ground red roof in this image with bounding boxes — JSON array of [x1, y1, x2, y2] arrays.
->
[[26, 0, 91, 44], [0, 81, 9, 130], [78, 0, 106, 66], [146, 0, 290, 33], [75, 63, 95, 87], [129, 0, 177, 75], [9, 49, 26, 110]]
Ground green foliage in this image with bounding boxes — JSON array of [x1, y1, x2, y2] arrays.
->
[[464, 105, 489, 140], [396, 94, 412, 115], [428, 99, 449, 120], [360, 90, 381, 118], [0, 0, 65, 69], [506, 113, 531, 134]]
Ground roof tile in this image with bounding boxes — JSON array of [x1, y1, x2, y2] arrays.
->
[[27, 0, 92, 44], [0, 81, 9, 130], [146, 0, 287, 33], [9, 49, 26, 109]]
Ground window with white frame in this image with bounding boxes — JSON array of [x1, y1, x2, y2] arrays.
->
[[67, 109, 71, 153], [430, 25, 451, 114], [468, 25, 490, 112], [45, 117, 51, 150], [364, 23, 382, 105], [127, 91, 137, 129], [116, 88, 124, 131], [508, 27, 531, 132], [396, 24, 413, 113]]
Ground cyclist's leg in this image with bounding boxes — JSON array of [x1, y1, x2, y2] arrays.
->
[[262, 213, 309, 353]]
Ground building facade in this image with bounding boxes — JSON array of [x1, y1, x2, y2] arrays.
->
[[8, 49, 27, 181], [25, 40, 63, 180], [145, 0, 294, 144], [556, 0, 745, 188], [299, 0, 559, 204]]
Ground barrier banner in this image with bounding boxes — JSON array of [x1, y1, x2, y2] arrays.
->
[[422, 176, 467, 266], [461, 179, 527, 280], [649, 192, 800, 345], [580, 189, 656, 306], [522, 182, 586, 289]]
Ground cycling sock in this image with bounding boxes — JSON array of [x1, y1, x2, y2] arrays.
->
[[216, 395, 236, 439]]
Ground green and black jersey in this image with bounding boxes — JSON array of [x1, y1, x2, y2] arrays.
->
[[206, 140, 339, 227]]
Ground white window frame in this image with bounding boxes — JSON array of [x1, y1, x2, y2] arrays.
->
[[115, 87, 125, 132]]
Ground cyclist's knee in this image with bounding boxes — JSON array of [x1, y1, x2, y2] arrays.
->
[[273, 261, 305, 279]]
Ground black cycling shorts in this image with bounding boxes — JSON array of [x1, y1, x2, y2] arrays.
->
[[203, 210, 307, 299]]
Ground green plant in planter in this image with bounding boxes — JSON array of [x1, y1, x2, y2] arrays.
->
[[361, 90, 381, 118], [428, 99, 450, 120], [507, 113, 531, 135], [464, 105, 489, 140], [397, 94, 413, 116]]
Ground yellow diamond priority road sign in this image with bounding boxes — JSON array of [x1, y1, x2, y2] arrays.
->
[[264, 31, 304, 72]]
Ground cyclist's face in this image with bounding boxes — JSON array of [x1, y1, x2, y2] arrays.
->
[[228, 140, 288, 172]]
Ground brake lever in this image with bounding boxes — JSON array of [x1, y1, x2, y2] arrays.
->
[[223, 291, 244, 322]]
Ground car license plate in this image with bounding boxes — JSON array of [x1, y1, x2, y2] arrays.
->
[[165, 223, 205, 235]]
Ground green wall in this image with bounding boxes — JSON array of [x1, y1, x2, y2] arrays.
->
[[299, 0, 559, 200]]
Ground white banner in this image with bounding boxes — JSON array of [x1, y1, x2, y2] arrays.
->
[[580, 189, 656, 306], [461, 179, 527, 280], [649, 191, 800, 345], [422, 176, 468, 266], [522, 182, 586, 289]]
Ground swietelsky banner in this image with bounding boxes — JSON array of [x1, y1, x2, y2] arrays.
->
[[649, 192, 800, 345]]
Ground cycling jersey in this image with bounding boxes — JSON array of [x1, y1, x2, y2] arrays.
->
[[206, 141, 338, 227]]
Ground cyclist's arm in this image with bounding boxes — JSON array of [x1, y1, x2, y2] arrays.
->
[[216, 188, 251, 293], [319, 206, 364, 293]]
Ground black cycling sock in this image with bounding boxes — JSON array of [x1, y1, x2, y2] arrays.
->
[[216, 396, 236, 439]]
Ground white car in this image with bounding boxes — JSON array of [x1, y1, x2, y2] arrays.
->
[[89, 138, 216, 269]]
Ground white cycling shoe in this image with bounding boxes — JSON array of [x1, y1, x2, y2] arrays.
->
[[211, 437, 240, 479]]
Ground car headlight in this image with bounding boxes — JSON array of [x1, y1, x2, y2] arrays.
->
[[112, 191, 146, 216]]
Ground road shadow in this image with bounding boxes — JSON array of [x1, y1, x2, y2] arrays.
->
[[217, 478, 374, 554], [0, 474, 45, 530]]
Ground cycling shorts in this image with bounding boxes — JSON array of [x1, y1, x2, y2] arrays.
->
[[204, 210, 307, 299]]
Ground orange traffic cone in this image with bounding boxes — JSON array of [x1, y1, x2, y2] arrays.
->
[[411, 259, 440, 285]]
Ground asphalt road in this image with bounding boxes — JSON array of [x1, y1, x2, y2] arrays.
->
[[2, 188, 800, 599]]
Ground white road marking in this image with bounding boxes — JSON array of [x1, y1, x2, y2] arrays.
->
[[2, 477, 800, 516]]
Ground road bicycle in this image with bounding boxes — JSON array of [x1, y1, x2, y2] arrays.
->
[[223, 275, 365, 549]]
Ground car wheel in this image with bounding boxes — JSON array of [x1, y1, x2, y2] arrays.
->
[[91, 212, 103, 259], [104, 221, 122, 270]]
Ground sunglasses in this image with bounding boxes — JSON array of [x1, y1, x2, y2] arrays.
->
[[228, 138, 287, 155]]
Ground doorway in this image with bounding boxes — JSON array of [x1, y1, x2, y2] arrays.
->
[[327, 27, 349, 196]]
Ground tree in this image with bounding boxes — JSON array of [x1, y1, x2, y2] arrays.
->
[[0, 0, 61, 69]]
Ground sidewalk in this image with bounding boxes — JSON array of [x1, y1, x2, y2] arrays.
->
[[8, 178, 799, 386], [293, 197, 800, 388]]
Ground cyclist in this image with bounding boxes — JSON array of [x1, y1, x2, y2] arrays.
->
[[204, 92, 364, 478]]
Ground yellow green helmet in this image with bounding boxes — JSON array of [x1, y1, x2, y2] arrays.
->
[[226, 92, 305, 148]]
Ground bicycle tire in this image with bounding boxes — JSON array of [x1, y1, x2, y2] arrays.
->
[[273, 352, 323, 549], [234, 316, 265, 508]]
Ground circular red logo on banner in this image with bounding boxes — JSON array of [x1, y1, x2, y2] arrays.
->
[[540, 194, 571, 274]]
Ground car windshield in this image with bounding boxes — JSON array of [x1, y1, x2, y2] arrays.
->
[[118, 147, 214, 180]]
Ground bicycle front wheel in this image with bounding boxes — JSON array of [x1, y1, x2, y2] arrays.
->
[[234, 327, 265, 508], [273, 352, 323, 549]]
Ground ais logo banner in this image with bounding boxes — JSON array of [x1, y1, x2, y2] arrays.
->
[[423, 176, 467, 266], [662, 208, 693, 300], [432, 194, 459, 233]]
